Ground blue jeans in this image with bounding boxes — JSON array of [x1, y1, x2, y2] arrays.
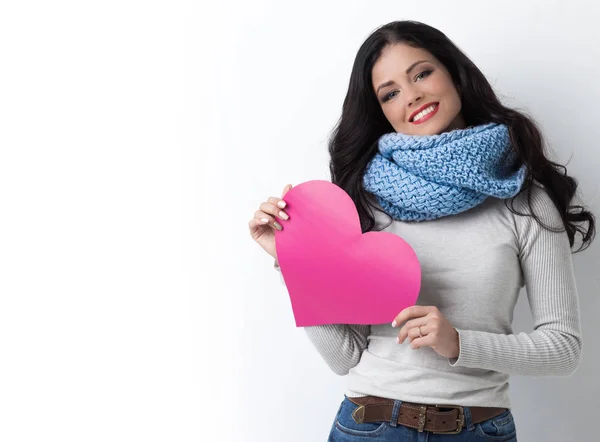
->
[[328, 396, 517, 441]]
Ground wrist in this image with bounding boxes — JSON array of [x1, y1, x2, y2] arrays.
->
[[452, 328, 460, 359]]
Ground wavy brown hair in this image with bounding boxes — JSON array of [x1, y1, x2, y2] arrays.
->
[[329, 20, 595, 252]]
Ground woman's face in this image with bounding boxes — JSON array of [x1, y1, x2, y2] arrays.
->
[[371, 43, 466, 135]]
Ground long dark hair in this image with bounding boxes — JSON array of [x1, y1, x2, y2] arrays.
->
[[328, 20, 595, 252]]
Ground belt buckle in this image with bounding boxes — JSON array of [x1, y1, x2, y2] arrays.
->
[[416, 405, 427, 432], [351, 405, 365, 424], [432, 405, 465, 435]]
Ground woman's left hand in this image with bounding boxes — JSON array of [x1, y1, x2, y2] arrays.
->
[[392, 305, 460, 359]]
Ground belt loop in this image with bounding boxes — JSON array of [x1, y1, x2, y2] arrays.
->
[[389, 400, 403, 427], [463, 406, 475, 431]]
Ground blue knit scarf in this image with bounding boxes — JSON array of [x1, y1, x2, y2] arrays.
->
[[363, 123, 527, 221]]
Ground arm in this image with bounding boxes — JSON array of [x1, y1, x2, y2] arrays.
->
[[274, 259, 370, 375], [449, 184, 582, 376]]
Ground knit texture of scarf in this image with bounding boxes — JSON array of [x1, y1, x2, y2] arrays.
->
[[363, 123, 527, 221]]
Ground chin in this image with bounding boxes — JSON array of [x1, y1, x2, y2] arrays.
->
[[398, 112, 464, 136]]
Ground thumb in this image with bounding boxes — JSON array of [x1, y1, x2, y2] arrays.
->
[[282, 183, 293, 197]]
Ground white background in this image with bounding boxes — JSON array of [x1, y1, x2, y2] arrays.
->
[[1, 1, 599, 441]]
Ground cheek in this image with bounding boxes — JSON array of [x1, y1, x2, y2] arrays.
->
[[383, 106, 405, 127], [439, 79, 461, 104], [446, 88, 462, 113]]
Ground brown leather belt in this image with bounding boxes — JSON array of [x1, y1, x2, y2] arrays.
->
[[348, 396, 508, 434]]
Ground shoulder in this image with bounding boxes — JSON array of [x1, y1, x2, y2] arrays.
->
[[510, 181, 563, 230], [508, 181, 570, 258]]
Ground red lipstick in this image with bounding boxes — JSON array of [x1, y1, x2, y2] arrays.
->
[[410, 102, 439, 124]]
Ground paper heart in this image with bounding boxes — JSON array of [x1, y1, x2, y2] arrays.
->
[[274, 180, 421, 327]]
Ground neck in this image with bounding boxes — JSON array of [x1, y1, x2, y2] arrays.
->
[[441, 113, 467, 133]]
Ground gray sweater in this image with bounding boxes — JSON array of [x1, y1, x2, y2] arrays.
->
[[274, 182, 582, 408]]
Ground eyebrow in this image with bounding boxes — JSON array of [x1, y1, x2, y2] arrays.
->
[[375, 60, 431, 95]]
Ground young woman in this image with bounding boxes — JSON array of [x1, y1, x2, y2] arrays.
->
[[248, 20, 595, 441]]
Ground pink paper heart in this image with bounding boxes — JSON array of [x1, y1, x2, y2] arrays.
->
[[275, 180, 421, 327]]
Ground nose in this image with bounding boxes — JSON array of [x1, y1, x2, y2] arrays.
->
[[405, 87, 423, 107], [404, 86, 423, 121]]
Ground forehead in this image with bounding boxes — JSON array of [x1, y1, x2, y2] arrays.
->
[[371, 43, 435, 86]]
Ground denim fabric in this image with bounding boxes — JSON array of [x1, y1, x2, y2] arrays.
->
[[328, 396, 517, 442]]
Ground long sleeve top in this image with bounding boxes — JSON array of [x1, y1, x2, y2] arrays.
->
[[274, 182, 582, 408]]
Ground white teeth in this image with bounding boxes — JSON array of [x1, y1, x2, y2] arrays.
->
[[412, 104, 437, 122]]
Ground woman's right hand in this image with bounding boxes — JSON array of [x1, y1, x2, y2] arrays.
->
[[248, 184, 293, 261]]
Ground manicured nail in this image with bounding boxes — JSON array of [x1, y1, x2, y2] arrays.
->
[[279, 211, 289, 220], [261, 218, 269, 223], [274, 221, 283, 230], [391, 320, 397, 328], [278, 200, 286, 208], [396, 337, 400, 344]]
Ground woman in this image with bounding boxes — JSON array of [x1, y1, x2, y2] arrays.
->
[[247, 20, 595, 441]]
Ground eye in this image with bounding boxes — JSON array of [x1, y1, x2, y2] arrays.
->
[[382, 90, 399, 102], [415, 69, 433, 81]]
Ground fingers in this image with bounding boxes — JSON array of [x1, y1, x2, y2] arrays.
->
[[397, 317, 429, 344], [249, 185, 293, 232], [396, 327, 420, 345], [252, 209, 283, 231], [282, 183, 293, 197], [251, 194, 290, 232], [391, 305, 437, 328], [248, 215, 282, 231], [261, 200, 290, 221], [398, 322, 439, 349], [403, 327, 423, 344], [408, 334, 433, 349]]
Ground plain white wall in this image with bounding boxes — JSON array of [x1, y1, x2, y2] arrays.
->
[[193, 1, 600, 441], [2, 1, 599, 442]]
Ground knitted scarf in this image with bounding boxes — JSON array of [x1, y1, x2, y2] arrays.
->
[[363, 123, 527, 221]]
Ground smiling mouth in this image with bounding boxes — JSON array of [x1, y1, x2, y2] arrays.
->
[[410, 103, 439, 123]]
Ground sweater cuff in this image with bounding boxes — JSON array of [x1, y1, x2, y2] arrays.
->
[[448, 328, 478, 367]]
